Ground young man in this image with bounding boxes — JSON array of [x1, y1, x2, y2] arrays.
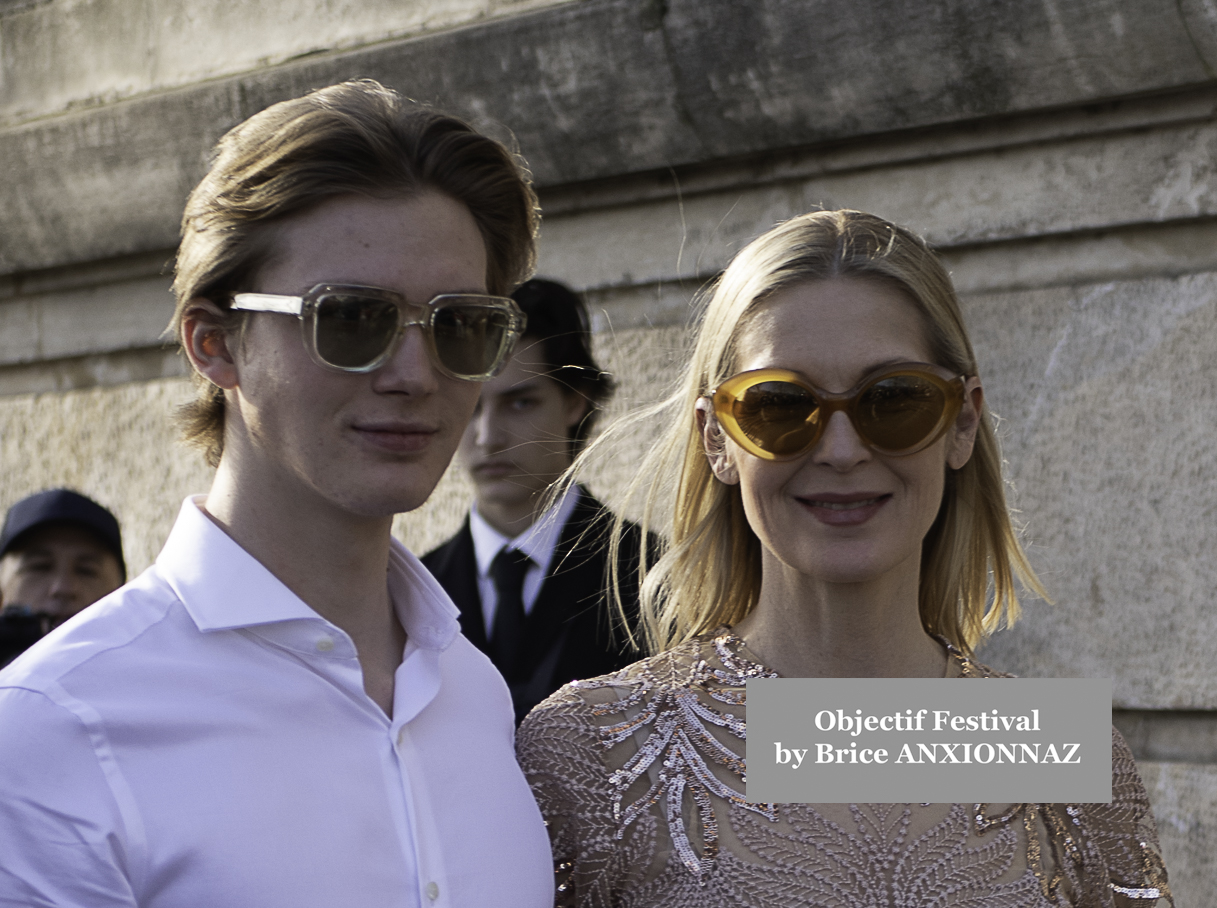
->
[[0, 81, 553, 907], [423, 279, 646, 723]]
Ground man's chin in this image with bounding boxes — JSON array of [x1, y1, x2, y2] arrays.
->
[[334, 478, 445, 520], [471, 476, 537, 509]]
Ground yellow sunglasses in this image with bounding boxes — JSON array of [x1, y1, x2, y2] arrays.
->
[[710, 363, 967, 461]]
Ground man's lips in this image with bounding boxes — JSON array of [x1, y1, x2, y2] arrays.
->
[[796, 492, 891, 525], [352, 420, 439, 453], [471, 461, 516, 478]]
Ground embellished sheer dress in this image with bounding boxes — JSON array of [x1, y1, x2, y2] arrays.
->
[[516, 629, 1171, 908]]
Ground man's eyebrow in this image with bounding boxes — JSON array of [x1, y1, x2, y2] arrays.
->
[[498, 379, 547, 398]]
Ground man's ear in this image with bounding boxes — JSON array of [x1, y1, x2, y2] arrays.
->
[[695, 398, 739, 485], [562, 389, 592, 431], [181, 299, 239, 391], [947, 376, 984, 470]]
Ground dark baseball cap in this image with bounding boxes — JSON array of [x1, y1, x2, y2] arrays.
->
[[0, 489, 125, 580]]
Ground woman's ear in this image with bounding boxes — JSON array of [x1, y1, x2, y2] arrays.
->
[[181, 299, 239, 391], [947, 376, 984, 470], [695, 397, 740, 485]]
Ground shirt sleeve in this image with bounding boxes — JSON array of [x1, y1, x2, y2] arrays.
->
[[0, 686, 138, 907]]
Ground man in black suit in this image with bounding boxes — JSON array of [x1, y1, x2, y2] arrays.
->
[[422, 279, 645, 722]]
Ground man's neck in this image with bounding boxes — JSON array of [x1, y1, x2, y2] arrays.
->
[[203, 458, 404, 715]]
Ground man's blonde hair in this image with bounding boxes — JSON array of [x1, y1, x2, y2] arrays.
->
[[598, 209, 1045, 655], [171, 79, 539, 466]]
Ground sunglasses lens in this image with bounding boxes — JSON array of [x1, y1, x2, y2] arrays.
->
[[734, 381, 821, 456], [856, 375, 947, 452], [432, 301, 514, 379], [314, 293, 400, 369]]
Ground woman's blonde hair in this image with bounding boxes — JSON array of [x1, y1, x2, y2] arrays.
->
[[598, 209, 1045, 656]]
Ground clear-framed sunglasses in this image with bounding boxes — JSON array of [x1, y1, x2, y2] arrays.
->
[[230, 283, 527, 381]]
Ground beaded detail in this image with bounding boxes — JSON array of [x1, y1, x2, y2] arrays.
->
[[580, 630, 778, 876]]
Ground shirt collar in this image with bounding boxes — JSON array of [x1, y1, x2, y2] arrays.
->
[[158, 497, 459, 651], [386, 536, 460, 651], [468, 484, 581, 578]]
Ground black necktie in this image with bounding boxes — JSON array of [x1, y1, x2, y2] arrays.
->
[[488, 548, 532, 680]]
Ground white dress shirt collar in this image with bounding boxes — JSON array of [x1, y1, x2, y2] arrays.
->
[[468, 483, 580, 580], [164, 496, 460, 653]]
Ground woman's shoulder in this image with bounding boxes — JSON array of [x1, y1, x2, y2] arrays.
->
[[521, 636, 708, 730], [1054, 726, 1172, 903], [513, 637, 719, 863], [937, 635, 1016, 679], [517, 630, 768, 890], [517, 629, 761, 770], [956, 656, 1014, 678]]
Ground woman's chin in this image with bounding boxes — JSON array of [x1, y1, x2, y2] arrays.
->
[[765, 538, 920, 588]]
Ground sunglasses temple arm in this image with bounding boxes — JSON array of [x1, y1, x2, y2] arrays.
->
[[230, 293, 305, 316]]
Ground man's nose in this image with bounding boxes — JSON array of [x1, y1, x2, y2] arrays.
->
[[370, 326, 442, 394], [471, 404, 505, 449], [47, 568, 80, 604]]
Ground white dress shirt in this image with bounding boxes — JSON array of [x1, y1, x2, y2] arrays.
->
[[0, 498, 553, 908], [468, 484, 580, 636]]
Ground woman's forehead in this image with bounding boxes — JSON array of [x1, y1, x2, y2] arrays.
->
[[734, 277, 933, 375]]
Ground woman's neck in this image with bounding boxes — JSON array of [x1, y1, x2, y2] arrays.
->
[[732, 550, 947, 679]]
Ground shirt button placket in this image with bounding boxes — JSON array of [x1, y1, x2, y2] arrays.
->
[[392, 727, 429, 903]]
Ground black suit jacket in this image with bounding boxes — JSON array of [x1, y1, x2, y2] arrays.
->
[[421, 488, 649, 723]]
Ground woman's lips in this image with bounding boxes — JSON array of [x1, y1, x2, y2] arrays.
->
[[797, 493, 891, 526]]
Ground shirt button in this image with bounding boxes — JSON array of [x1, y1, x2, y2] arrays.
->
[[316, 637, 335, 652], [425, 881, 439, 900]]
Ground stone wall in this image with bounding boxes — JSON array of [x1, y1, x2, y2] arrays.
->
[[1, 0, 1214, 899]]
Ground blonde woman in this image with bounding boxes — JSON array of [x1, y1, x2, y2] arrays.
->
[[517, 210, 1171, 907]]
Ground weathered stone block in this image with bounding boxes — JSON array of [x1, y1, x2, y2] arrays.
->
[[973, 274, 1217, 708], [0, 377, 210, 573], [537, 119, 1217, 293], [6, 0, 1217, 275], [0, 0, 572, 125]]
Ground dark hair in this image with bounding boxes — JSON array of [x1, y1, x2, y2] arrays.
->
[[171, 79, 540, 466], [510, 278, 615, 453]]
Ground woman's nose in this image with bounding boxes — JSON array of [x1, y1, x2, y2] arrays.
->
[[812, 410, 871, 470]]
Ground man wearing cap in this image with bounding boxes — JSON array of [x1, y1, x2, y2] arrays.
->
[[423, 278, 648, 724], [0, 489, 125, 665], [0, 488, 125, 622], [0, 81, 552, 907]]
